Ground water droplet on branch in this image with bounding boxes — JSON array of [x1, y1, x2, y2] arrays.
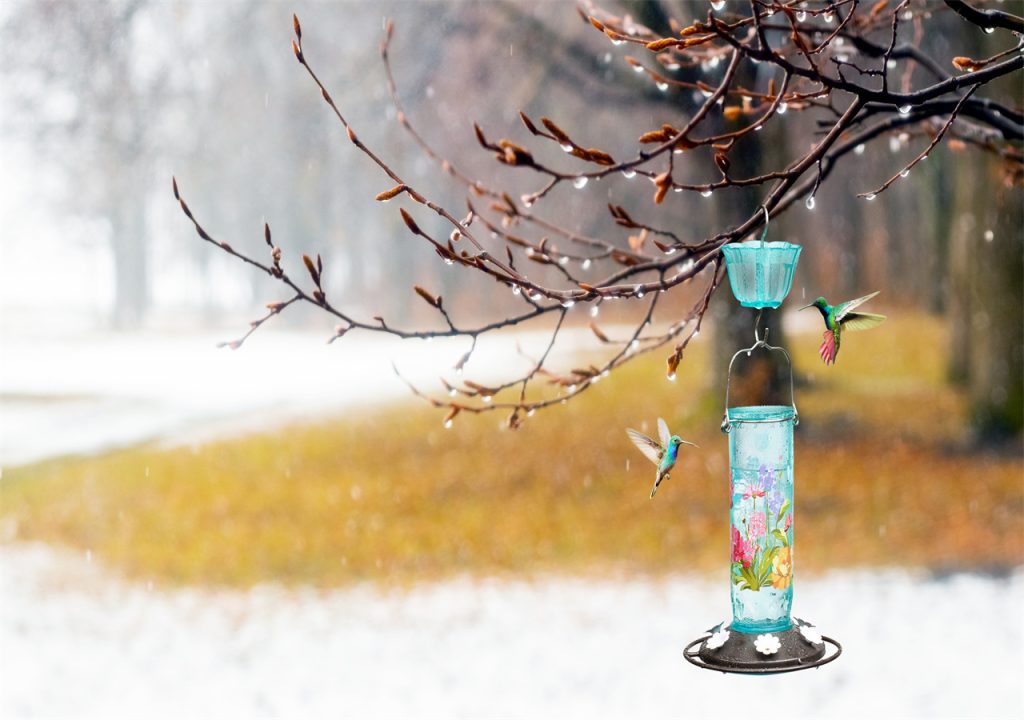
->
[[573, 177, 589, 189]]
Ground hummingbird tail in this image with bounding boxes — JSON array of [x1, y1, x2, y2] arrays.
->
[[650, 472, 668, 499], [818, 330, 838, 366]]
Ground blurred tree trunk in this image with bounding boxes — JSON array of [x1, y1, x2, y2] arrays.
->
[[967, 172, 1023, 437], [948, 153, 1023, 438], [710, 70, 789, 408]]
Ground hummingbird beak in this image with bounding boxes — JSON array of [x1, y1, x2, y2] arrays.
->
[[798, 303, 814, 311]]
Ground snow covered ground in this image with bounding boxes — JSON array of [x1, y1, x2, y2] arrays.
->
[[1, 543, 1021, 719], [0, 325, 598, 466]]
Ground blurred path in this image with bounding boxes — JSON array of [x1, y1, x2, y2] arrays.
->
[[0, 327, 598, 466], [1, 543, 1021, 719]]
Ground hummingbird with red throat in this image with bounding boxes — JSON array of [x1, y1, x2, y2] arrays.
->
[[801, 291, 886, 365]]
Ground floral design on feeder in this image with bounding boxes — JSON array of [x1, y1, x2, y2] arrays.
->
[[731, 463, 793, 596]]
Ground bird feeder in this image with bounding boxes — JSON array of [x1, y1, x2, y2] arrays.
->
[[684, 209, 841, 674]]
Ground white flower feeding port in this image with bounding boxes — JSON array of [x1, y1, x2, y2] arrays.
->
[[684, 208, 842, 675], [754, 634, 782, 656]]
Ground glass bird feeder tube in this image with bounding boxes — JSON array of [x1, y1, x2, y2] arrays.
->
[[727, 404, 795, 633]]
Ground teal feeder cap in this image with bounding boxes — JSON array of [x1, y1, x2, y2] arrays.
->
[[721, 240, 802, 309]]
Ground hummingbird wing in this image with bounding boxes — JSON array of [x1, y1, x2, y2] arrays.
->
[[626, 429, 664, 467], [657, 417, 671, 447], [834, 291, 880, 321], [841, 311, 886, 332]]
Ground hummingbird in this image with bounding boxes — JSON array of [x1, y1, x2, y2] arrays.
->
[[626, 417, 698, 498], [801, 291, 886, 365]]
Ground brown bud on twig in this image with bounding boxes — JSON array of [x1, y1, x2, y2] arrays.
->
[[653, 171, 671, 205], [611, 250, 641, 267], [714, 152, 731, 174], [375, 184, 408, 202], [952, 56, 983, 72], [608, 203, 638, 228], [584, 148, 615, 166], [666, 349, 682, 377], [590, 323, 611, 343], [292, 40, 304, 63], [264, 222, 273, 247], [399, 208, 422, 235], [540, 117, 571, 144], [473, 123, 490, 149], [645, 37, 679, 52], [302, 254, 320, 285], [266, 301, 286, 313], [414, 285, 441, 308], [723, 106, 744, 121], [640, 129, 669, 144], [519, 112, 540, 136], [313, 290, 325, 304], [172, 176, 180, 200], [868, 0, 889, 19], [346, 126, 358, 144], [292, 14, 302, 41]]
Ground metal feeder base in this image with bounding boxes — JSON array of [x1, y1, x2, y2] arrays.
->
[[684, 618, 841, 675]]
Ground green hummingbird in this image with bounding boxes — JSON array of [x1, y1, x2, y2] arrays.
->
[[626, 417, 698, 498], [801, 291, 886, 365]]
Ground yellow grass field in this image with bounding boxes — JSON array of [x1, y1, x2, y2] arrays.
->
[[2, 313, 1021, 588]]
